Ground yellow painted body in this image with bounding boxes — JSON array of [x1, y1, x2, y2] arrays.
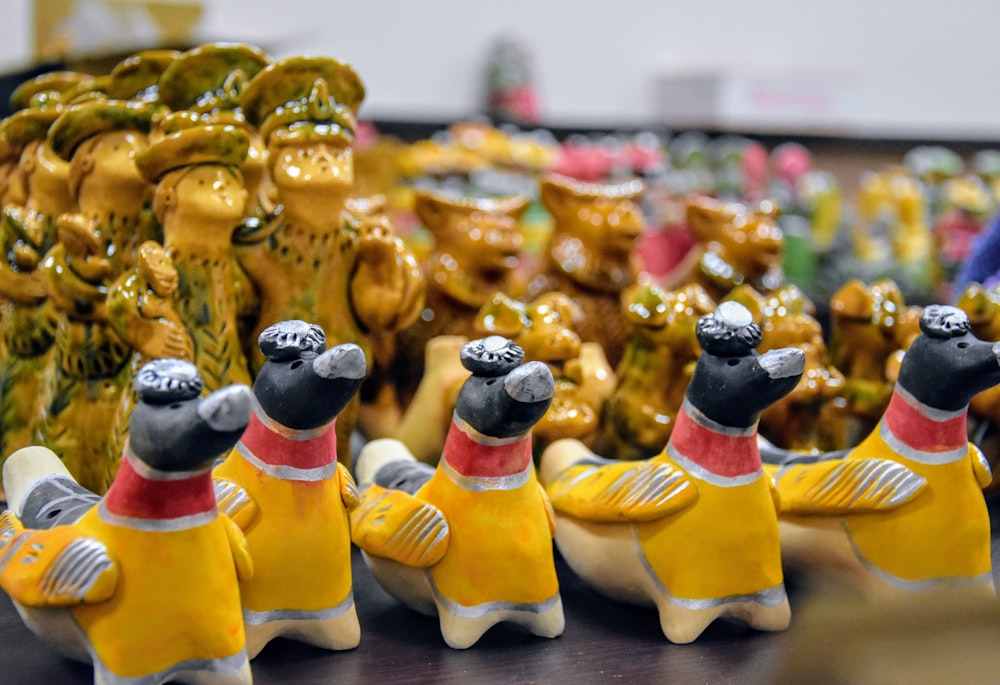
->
[[214, 453, 354, 613], [638, 459, 782, 601], [786, 430, 991, 583], [68, 508, 246, 678], [416, 468, 557, 608]]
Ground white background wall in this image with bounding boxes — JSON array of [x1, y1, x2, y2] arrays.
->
[[8, 0, 1000, 139]]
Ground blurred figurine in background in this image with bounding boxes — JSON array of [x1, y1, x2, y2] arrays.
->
[[485, 36, 540, 126]]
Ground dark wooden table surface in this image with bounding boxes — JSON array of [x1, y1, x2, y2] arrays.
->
[[4, 502, 1000, 685]]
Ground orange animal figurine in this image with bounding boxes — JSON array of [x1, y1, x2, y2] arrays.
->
[[594, 282, 716, 461], [663, 195, 783, 302], [525, 173, 645, 367], [391, 189, 529, 409]]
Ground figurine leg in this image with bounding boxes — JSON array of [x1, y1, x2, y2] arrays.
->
[[657, 596, 790, 644], [436, 597, 564, 650], [244, 605, 361, 658]]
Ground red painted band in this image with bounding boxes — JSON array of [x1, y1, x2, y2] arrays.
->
[[240, 411, 337, 468], [883, 391, 967, 452], [669, 408, 760, 477], [441, 421, 533, 478], [103, 454, 216, 520]]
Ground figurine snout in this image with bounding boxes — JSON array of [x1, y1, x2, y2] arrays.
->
[[505, 361, 555, 403], [197, 384, 252, 432], [759, 348, 806, 380], [313, 343, 366, 381]]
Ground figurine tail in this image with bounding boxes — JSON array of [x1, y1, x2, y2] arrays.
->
[[354, 438, 434, 494], [2, 446, 98, 528]]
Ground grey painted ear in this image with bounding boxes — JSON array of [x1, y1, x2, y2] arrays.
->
[[461, 336, 524, 376], [313, 343, 366, 380], [197, 384, 252, 432]]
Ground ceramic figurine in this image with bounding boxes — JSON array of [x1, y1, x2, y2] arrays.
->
[[134, 113, 253, 391], [594, 282, 716, 461], [0, 359, 254, 685], [769, 305, 998, 601], [213, 320, 365, 657], [352, 336, 563, 648], [237, 56, 423, 462], [474, 291, 615, 453], [539, 301, 804, 643], [933, 174, 994, 300], [525, 173, 645, 367], [105, 49, 179, 105], [0, 74, 85, 466], [35, 99, 157, 493], [662, 195, 783, 303], [827, 278, 915, 447], [391, 189, 529, 410], [156, 43, 272, 220], [726, 284, 848, 453]]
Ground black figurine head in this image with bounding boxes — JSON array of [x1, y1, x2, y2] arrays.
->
[[896, 305, 1000, 411], [454, 336, 554, 439], [128, 358, 251, 471], [253, 320, 367, 430], [687, 301, 805, 428]]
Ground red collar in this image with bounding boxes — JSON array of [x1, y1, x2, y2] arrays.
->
[[441, 417, 533, 478], [667, 402, 760, 478], [883, 385, 968, 453], [102, 450, 216, 522], [238, 405, 337, 469]]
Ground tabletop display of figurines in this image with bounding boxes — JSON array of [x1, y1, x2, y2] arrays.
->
[[5, 41, 1000, 685]]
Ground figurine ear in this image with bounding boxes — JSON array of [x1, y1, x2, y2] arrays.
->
[[533, 291, 583, 328], [830, 279, 874, 320], [624, 283, 669, 327], [414, 191, 452, 234], [686, 195, 728, 241], [539, 176, 575, 216], [475, 292, 527, 338], [499, 195, 531, 221]]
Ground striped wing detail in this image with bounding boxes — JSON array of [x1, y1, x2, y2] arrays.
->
[[545, 460, 698, 522], [214, 478, 258, 531], [0, 511, 118, 607], [775, 459, 927, 514], [349, 484, 449, 568]]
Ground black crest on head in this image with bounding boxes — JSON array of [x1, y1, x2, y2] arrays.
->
[[919, 305, 970, 339], [134, 358, 203, 403], [258, 320, 326, 361], [461, 336, 524, 376], [696, 301, 762, 356]]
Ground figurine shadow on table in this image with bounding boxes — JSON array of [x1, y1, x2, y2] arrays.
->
[[351, 336, 563, 649], [213, 320, 366, 658], [539, 301, 804, 644], [768, 305, 999, 602], [0, 359, 254, 685]]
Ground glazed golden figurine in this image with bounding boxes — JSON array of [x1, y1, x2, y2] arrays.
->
[[37, 100, 157, 492], [540, 302, 804, 643], [392, 189, 529, 409], [474, 291, 615, 454], [134, 113, 253, 391], [727, 284, 847, 453], [237, 56, 423, 461], [594, 282, 716, 461], [0, 73, 85, 467], [525, 173, 645, 367], [664, 195, 784, 302]]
